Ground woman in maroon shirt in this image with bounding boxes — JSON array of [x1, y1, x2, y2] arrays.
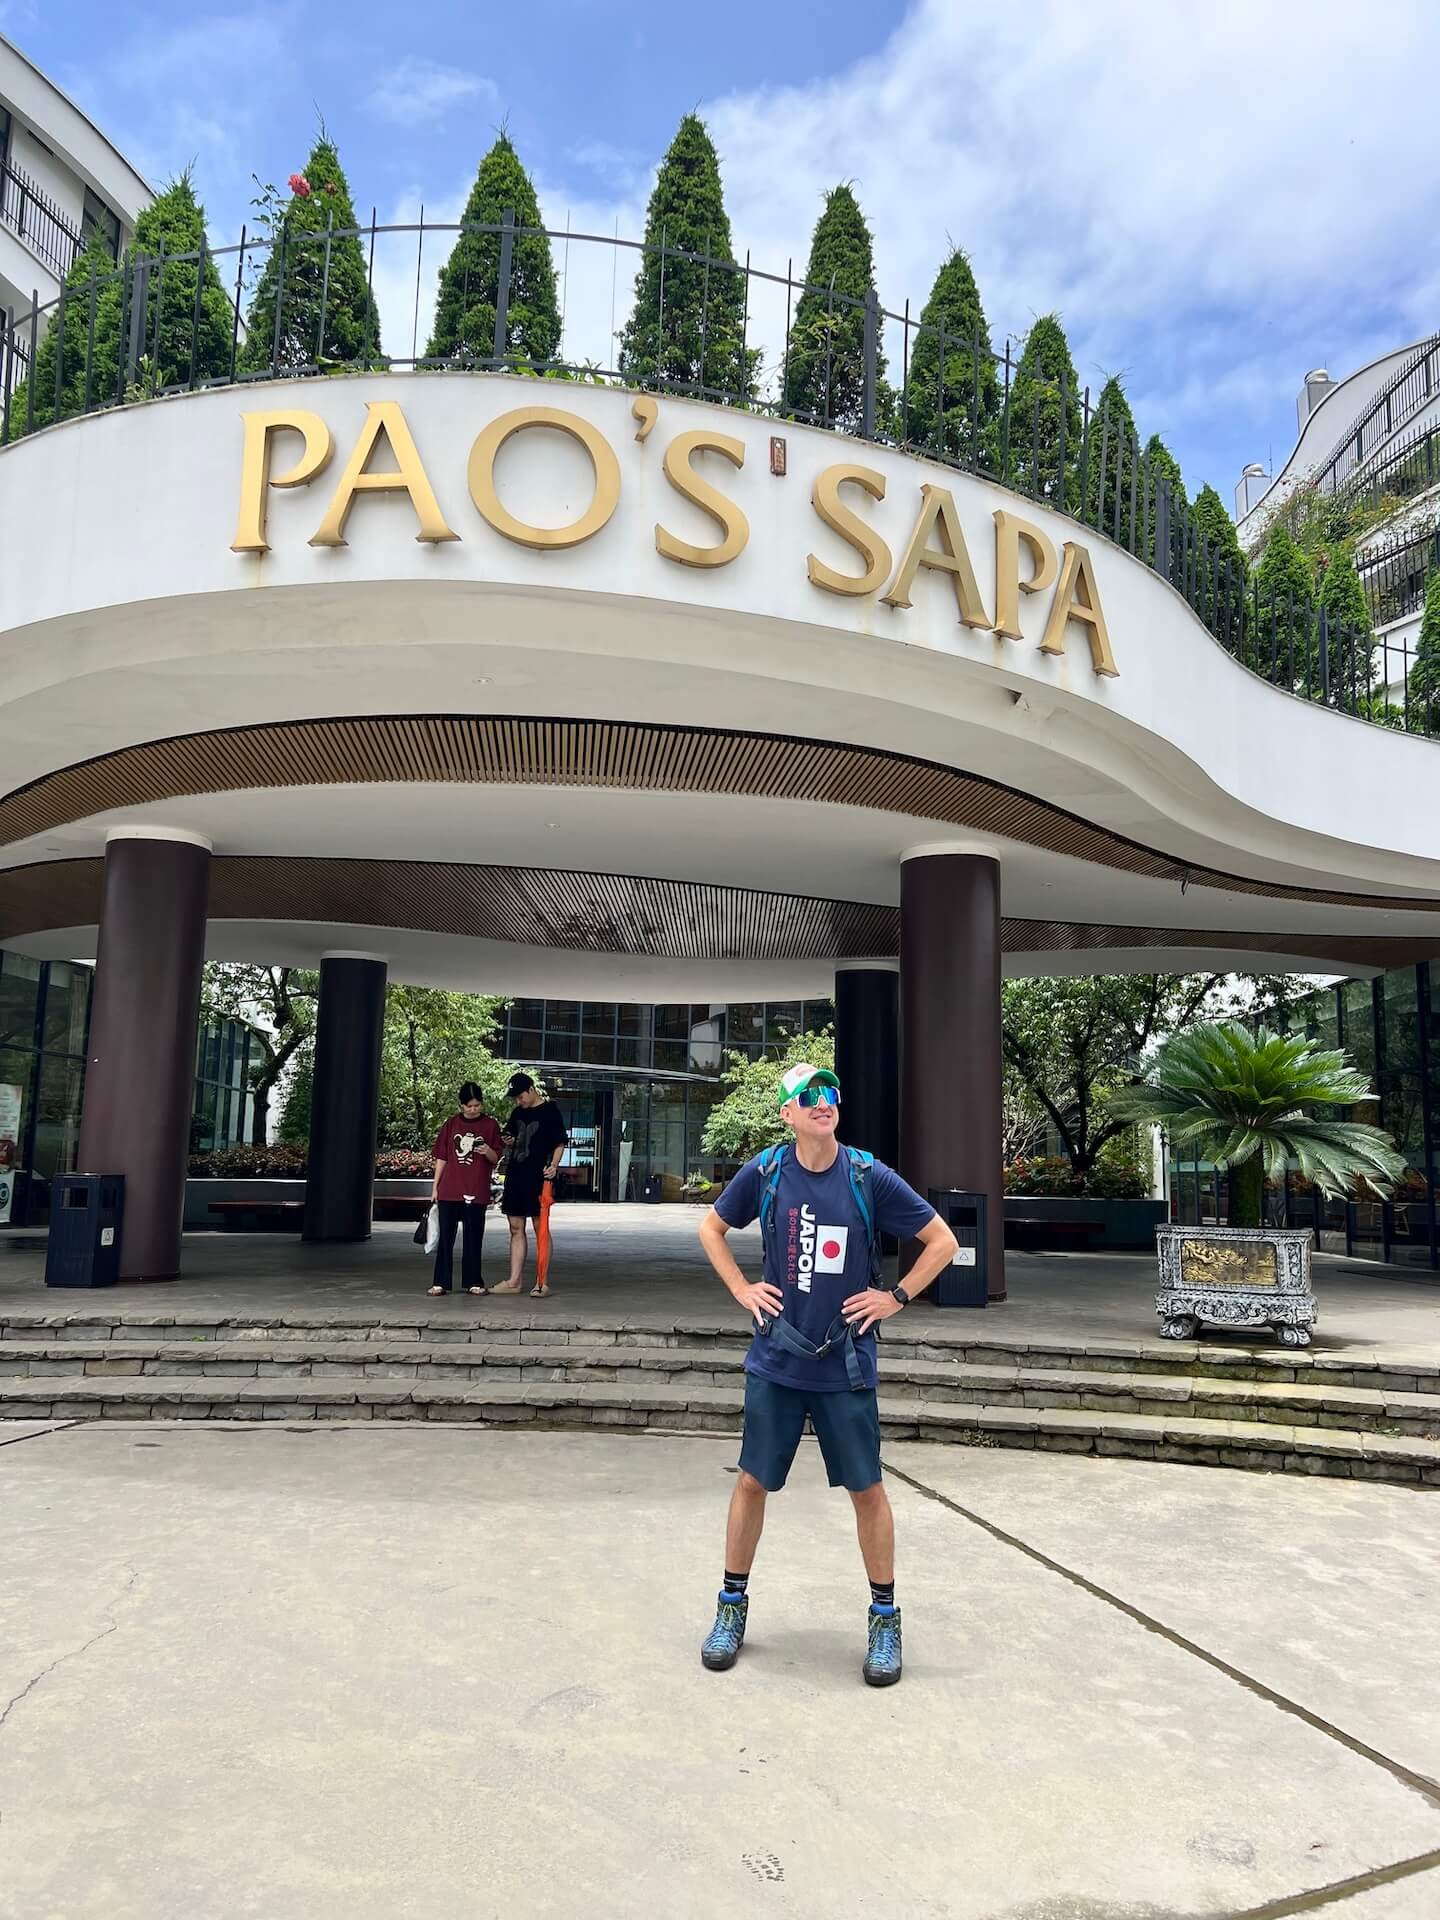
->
[[428, 1082, 503, 1296]]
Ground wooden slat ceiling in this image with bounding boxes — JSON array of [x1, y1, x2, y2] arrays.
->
[[2, 715, 1437, 915], [2, 857, 1436, 968]]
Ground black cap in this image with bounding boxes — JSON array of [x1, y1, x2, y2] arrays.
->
[[506, 1072, 536, 1097]]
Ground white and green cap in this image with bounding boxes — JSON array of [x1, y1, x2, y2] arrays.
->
[[775, 1062, 841, 1110]]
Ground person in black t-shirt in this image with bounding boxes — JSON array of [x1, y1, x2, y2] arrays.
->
[[493, 1073, 569, 1297]]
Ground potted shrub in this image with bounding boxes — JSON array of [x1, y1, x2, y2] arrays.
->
[[680, 1170, 716, 1205], [1109, 1022, 1404, 1345]]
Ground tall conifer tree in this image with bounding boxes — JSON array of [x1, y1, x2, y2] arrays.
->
[[427, 133, 560, 365], [780, 183, 882, 434], [1191, 481, 1251, 656], [902, 247, 997, 467], [11, 174, 233, 434], [1008, 314, 1080, 509], [1143, 432, 1189, 570], [1255, 521, 1318, 693], [1407, 571, 1440, 730], [618, 114, 757, 401], [241, 137, 383, 373], [1082, 375, 1138, 538], [1317, 552, 1375, 706]]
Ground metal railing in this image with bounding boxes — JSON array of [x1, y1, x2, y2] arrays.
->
[[1357, 522, 1440, 628], [1313, 331, 1440, 498], [0, 159, 82, 282], [1, 210, 1436, 740]]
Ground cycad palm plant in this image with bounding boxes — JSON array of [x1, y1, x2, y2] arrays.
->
[[1107, 1022, 1404, 1228]]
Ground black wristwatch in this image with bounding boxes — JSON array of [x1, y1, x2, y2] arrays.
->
[[892, 1284, 910, 1308]]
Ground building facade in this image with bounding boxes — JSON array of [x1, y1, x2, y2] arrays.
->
[[1234, 335, 1440, 704], [3, 81, 1440, 1293], [0, 952, 256, 1226], [0, 36, 150, 377]]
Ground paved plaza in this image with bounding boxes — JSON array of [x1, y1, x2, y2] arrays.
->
[[3, 1206, 1439, 1364], [2, 1420, 1439, 1918]]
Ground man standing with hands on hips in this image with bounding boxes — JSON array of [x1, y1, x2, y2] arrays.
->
[[697, 1062, 958, 1686]]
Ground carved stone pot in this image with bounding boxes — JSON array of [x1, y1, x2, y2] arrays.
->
[[1154, 1224, 1317, 1348]]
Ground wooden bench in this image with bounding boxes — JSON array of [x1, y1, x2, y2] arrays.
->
[[207, 1199, 305, 1231]]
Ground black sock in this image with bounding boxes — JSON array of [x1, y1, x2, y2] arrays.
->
[[870, 1579, 895, 1609], [723, 1569, 749, 1598]]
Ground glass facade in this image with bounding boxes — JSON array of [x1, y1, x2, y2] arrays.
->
[[0, 954, 91, 1228], [0, 955, 259, 1225], [501, 996, 835, 1201], [1168, 966, 1440, 1272]]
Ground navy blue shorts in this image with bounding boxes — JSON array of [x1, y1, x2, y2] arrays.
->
[[738, 1373, 882, 1493]]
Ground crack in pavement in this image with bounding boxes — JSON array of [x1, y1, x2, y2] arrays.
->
[[0, 1557, 141, 1836], [885, 1460, 1440, 1918], [0, 1422, 78, 1452]]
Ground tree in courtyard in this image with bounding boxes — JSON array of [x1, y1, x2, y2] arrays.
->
[[1317, 551, 1376, 708], [275, 983, 514, 1150], [1407, 570, 1440, 730], [1109, 1022, 1402, 1228], [1081, 374, 1139, 540], [378, 985, 513, 1148], [1007, 314, 1081, 509], [618, 113, 758, 401], [700, 1028, 835, 1161], [200, 964, 319, 1146], [427, 132, 560, 366], [240, 135, 383, 374], [1190, 482, 1251, 654], [1254, 521, 1318, 693], [901, 246, 998, 466], [1000, 973, 1307, 1181], [780, 183, 883, 434]]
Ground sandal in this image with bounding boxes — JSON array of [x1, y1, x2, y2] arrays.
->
[[427, 1285, 449, 1296], [530, 1284, 550, 1298], [467, 1285, 488, 1297]]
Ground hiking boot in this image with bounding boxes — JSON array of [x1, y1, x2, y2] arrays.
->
[[863, 1604, 903, 1686], [701, 1591, 749, 1671]]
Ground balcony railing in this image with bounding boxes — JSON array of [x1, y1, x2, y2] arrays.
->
[[1312, 332, 1440, 498], [0, 159, 82, 283], [0, 213, 1434, 739]]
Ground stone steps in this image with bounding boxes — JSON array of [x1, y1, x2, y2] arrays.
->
[[2, 1339, 1438, 1439], [3, 1370, 1439, 1486], [3, 1309, 1434, 1394]]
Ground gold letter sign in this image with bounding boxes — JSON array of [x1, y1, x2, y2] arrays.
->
[[1039, 541, 1119, 676], [991, 509, 1058, 641], [807, 464, 891, 597], [655, 431, 749, 568], [468, 406, 621, 549], [881, 484, 990, 628], [310, 401, 458, 548], [232, 410, 334, 553]]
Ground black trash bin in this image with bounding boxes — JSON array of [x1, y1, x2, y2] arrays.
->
[[927, 1188, 988, 1307], [44, 1174, 125, 1288], [642, 1173, 663, 1204]]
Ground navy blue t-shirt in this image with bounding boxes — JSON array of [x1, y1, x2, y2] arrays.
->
[[715, 1147, 935, 1392]]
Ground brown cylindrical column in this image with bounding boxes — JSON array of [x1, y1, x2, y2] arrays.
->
[[899, 847, 1005, 1301], [835, 964, 899, 1168], [302, 954, 387, 1243], [78, 829, 212, 1281]]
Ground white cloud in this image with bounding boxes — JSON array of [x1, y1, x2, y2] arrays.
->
[[368, 59, 497, 130], [520, 0, 1440, 489]]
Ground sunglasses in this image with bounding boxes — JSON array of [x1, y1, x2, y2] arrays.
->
[[796, 1084, 840, 1109]]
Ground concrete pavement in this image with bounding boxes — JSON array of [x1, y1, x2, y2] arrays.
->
[[3, 1423, 1440, 1918]]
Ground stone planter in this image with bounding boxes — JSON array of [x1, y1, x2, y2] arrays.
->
[[1154, 1224, 1316, 1347]]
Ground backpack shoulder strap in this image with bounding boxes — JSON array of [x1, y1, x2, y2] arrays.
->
[[844, 1147, 881, 1285], [757, 1142, 789, 1242]]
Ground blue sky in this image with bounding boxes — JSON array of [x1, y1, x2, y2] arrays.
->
[[9, 0, 1440, 504]]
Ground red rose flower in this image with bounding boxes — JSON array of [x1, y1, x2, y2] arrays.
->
[[288, 173, 312, 198]]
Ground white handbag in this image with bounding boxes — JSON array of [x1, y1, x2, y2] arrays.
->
[[423, 1203, 440, 1255]]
